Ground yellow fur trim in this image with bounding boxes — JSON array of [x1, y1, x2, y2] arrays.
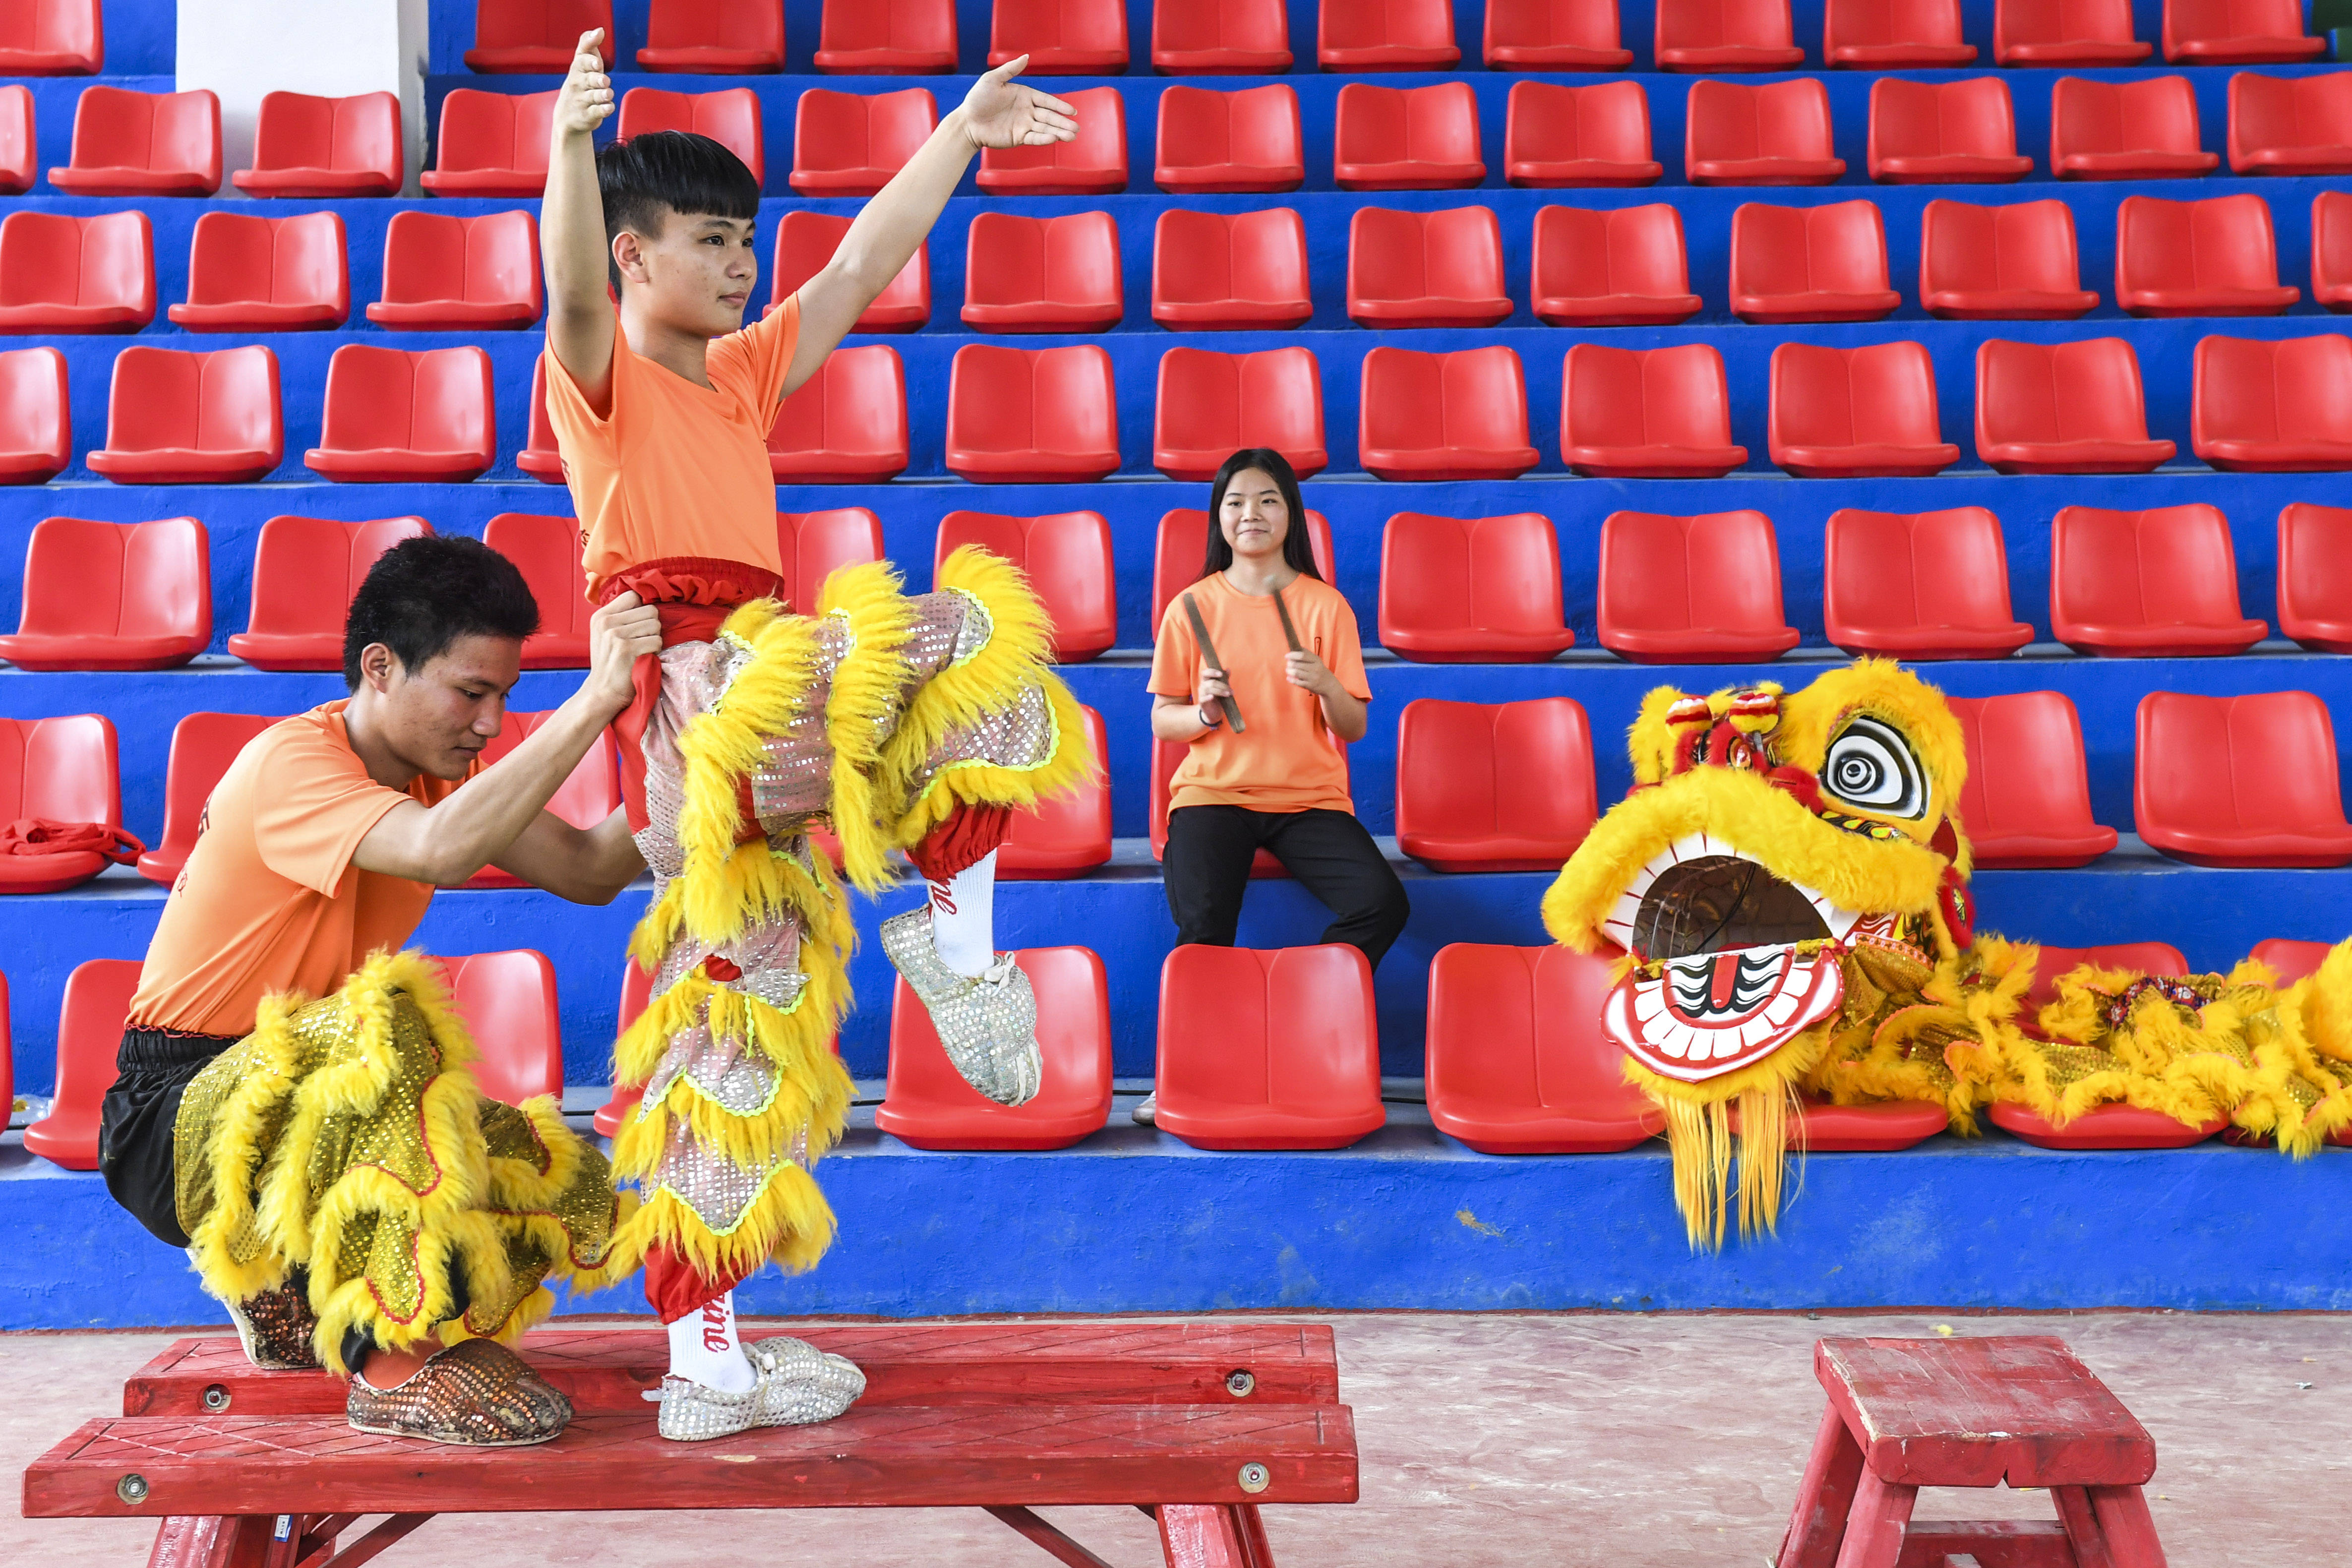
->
[[606, 1160, 839, 1284], [817, 559, 919, 895], [1625, 1025, 1824, 1247]]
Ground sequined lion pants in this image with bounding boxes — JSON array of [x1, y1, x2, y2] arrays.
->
[[173, 950, 626, 1374], [603, 548, 1088, 1320]]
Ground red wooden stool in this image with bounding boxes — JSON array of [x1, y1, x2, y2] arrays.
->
[[1778, 1335, 2168, 1568]]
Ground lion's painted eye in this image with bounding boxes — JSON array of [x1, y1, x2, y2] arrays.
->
[[1822, 716, 1927, 819]]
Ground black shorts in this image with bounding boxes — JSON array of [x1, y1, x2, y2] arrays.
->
[[98, 1025, 236, 1250]]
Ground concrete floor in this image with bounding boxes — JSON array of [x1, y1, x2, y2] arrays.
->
[[4, 1311, 2346, 1567]]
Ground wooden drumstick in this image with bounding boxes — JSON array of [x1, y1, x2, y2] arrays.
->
[[1181, 591, 1245, 733], [1272, 586, 1304, 655]]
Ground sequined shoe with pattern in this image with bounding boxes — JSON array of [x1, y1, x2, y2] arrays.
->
[[657, 1338, 867, 1440], [223, 1283, 323, 1371], [878, 907, 1042, 1107], [344, 1339, 572, 1447]]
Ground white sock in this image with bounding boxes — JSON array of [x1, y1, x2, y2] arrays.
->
[[667, 1292, 756, 1393], [928, 849, 999, 978]]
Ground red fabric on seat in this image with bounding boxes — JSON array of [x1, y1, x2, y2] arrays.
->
[[1868, 77, 2032, 183], [1974, 337, 2175, 474], [617, 87, 764, 186], [1504, 80, 1662, 187], [990, 0, 1128, 72], [2050, 503, 2268, 658], [1994, 0, 2150, 64], [1824, 0, 1976, 65], [483, 512, 591, 669], [1378, 512, 1576, 663], [1562, 342, 1747, 478], [977, 85, 1127, 195], [1686, 78, 1846, 184], [1768, 340, 1959, 478], [0, 0, 100, 73], [1920, 198, 2098, 320], [233, 91, 401, 198], [1152, 345, 1327, 483], [766, 344, 910, 483], [1531, 203, 1699, 326], [935, 510, 1117, 662], [766, 210, 925, 330], [464, 0, 612, 72], [137, 712, 280, 887], [1656, 0, 1807, 68], [2278, 501, 2352, 654], [879, 948, 1112, 1148], [0, 209, 152, 332], [1598, 509, 1801, 663], [169, 211, 348, 332], [997, 707, 1111, 878], [944, 343, 1117, 483], [50, 86, 219, 196], [2192, 333, 2352, 472], [1151, 508, 1334, 632], [1154, 0, 1291, 71], [813, 0, 953, 73], [2050, 76, 2219, 180], [1824, 507, 2032, 661], [2229, 72, 2352, 177], [305, 344, 493, 482], [2163, 0, 2322, 62], [1397, 700, 1595, 872], [0, 345, 68, 483], [0, 86, 34, 194], [1318, 0, 1462, 68], [2136, 691, 2352, 867], [1154, 945, 1384, 1151], [0, 516, 209, 673], [0, 716, 122, 897], [22, 958, 138, 1168], [2117, 194, 2297, 317], [1333, 82, 1485, 190], [1485, 0, 1635, 68], [460, 720, 618, 889], [1730, 199, 1902, 323], [1948, 693, 2117, 869], [367, 210, 542, 331], [962, 210, 1123, 333], [89, 344, 282, 484], [0, 818, 137, 861], [227, 515, 429, 671], [790, 87, 936, 197], [1347, 205, 1511, 329], [421, 89, 555, 196], [433, 951, 564, 1105], [1426, 944, 1661, 1153], [776, 507, 885, 613], [639, 0, 784, 72], [1154, 84, 1304, 193], [1360, 345, 1539, 482], [1151, 207, 1311, 331]]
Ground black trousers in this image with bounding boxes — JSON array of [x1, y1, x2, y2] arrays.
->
[[1164, 805, 1411, 970]]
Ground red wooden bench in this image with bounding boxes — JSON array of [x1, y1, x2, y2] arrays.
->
[[25, 1322, 1357, 1568], [1777, 1335, 2170, 1568]]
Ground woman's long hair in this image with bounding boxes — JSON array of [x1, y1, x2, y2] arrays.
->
[[1199, 448, 1321, 582]]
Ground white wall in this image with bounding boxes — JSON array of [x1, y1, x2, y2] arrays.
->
[[179, 0, 425, 195]]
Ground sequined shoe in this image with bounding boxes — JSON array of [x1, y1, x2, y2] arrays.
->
[[224, 1283, 323, 1371], [879, 908, 1042, 1107], [345, 1339, 572, 1447], [747, 1335, 866, 1426]]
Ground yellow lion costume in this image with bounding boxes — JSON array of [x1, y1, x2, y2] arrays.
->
[[1541, 661, 2352, 1248]]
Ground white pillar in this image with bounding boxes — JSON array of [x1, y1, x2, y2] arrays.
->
[[178, 0, 425, 195]]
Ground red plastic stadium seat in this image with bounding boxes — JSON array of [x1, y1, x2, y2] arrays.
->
[[2250, 937, 2331, 985], [1974, 338, 2175, 474], [0, 210, 152, 333], [945, 344, 1118, 484], [1397, 701, 1595, 872], [879, 948, 1112, 1148], [1485, 0, 1635, 67], [1379, 512, 1575, 663], [516, 359, 562, 482], [0, 517, 209, 673], [1598, 509, 1801, 663], [137, 712, 278, 886], [1360, 345, 1539, 482], [1531, 204, 1699, 327], [2051, 503, 2268, 657], [998, 707, 1112, 876], [89, 345, 281, 484], [306, 345, 494, 483], [461, 722, 619, 890], [2117, 194, 2296, 318], [641, 0, 785, 72], [2279, 502, 2352, 654], [1153, 346, 1326, 482], [1154, 0, 1292, 72], [22, 959, 138, 1168], [767, 211, 928, 330], [991, 0, 1128, 71], [936, 509, 1117, 662], [1919, 198, 2098, 320], [1769, 341, 1959, 478], [1503, 80, 1661, 188], [2229, 72, 2352, 177], [234, 91, 401, 198], [791, 88, 936, 197], [1150, 731, 1342, 877], [2193, 334, 2352, 472], [2051, 76, 2218, 180], [1823, 508, 2032, 661], [1995, 0, 2151, 63], [1730, 200, 1900, 323], [1154, 85, 1304, 193], [227, 515, 430, 671], [1152, 508, 1334, 631], [0, 345, 66, 482], [2314, 193, 2352, 310], [422, 89, 555, 197], [0, 86, 34, 193], [50, 86, 219, 196], [1426, 945, 1662, 1152], [2028, 941, 2190, 1015], [593, 963, 652, 1137], [1825, 0, 1976, 64], [367, 211, 542, 331], [776, 507, 885, 612], [1348, 206, 1510, 329], [1334, 82, 1483, 191], [0, 716, 122, 897], [963, 211, 1122, 333], [1561, 343, 1747, 478], [978, 85, 1126, 195], [2138, 691, 2352, 867], [617, 88, 763, 186], [0, 0, 100, 73], [767, 344, 910, 484], [1318, 0, 1462, 69], [1947, 693, 2116, 868], [1989, 1101, 2224, 1149], [168, 211, 348, 332], [815, 0, 955, 72], [1869, 77, 2031, 183], [1154, 945, 1384, 1151], [465, 0, 612, 71], [434, 951, 563, 1105], [1686, 79, 1846, 185], [1151, 208, 1310, 331], [1658, 0, 1806, 68], [2165, 0, 2321, 60], [483, 512, 590, 668]]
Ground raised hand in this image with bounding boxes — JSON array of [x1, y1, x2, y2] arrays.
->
[[553, 29, 614, 139], [958, 56, 1080, 151]]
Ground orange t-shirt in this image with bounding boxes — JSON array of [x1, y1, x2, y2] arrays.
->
[[541, 296, 802, 600], [128, 703, 478, 1038], [1147, 572, 1371, 815]]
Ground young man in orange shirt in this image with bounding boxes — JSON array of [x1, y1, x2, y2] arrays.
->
[[539, 34, 1089, 1438]]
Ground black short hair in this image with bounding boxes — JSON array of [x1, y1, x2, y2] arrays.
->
[[1201, 449, 1321, 582], [343, 535, 540, 690], [598, 130, 762, 291]]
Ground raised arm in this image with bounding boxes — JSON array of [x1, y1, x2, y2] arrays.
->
[[784, 57, 1077, 398], [541, 29, 619, 413]]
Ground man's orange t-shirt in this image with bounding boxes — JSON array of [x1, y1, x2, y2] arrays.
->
[[541, 296, 802, 600], [1147, 572, 1371, 815], [128, 703, 478, 1038]]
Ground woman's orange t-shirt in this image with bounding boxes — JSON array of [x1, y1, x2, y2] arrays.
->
[[128, 704, 477, 1038], [1147, 572, 1371, 815], [541, 296, 802, 600]]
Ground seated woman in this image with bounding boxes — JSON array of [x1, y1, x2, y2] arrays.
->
[[1141, 449, 1410, 1120]]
